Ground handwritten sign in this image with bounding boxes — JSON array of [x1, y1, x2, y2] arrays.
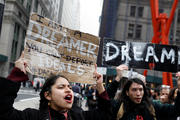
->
[[102, 38, 180, 73], [24, 13, 100, 84]]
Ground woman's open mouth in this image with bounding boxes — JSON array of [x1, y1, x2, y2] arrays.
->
[[64, 94, 72, 103]]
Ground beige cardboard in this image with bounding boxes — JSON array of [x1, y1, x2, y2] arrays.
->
[[24, 13, 100, 84]]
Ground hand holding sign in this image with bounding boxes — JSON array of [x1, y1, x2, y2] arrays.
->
[[115, 64, 128, 82], [15, 52, 28, 74], [93, 64, 102, 82], [93, 64, 105, 94]]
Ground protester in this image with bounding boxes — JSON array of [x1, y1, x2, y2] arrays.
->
[[151, 88, 160, 100], [159, 85, 170, 104], [0, 52, 112, 120], [72, 84, 82, 108], [87, 85, 97, 110], [168, 87, 180, 120], [107, 64, 180, 120], [168, 87, 178, 104], [153, 85, 170, 104], [80, 84, 86, 98], [35, 80, 40, 92]]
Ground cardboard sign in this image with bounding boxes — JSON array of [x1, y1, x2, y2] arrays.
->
[[102, 38, 180, 73], [24, 13, 100, 84]]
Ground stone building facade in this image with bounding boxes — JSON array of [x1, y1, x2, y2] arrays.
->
[[99, 0, 180, 84], [0, 0, 80, 77]]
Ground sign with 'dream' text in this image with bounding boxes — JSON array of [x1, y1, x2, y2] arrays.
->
[[102, 38, 180, 73], [24, 13, 100, 84]]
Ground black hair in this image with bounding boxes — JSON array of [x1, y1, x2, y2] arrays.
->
[[168, 87, 178, 104], [120, 78, 151, 113], [39, 74, 69, 109], [119, 77, 128, 90]]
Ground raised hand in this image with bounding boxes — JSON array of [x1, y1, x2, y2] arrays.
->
[[15, 51, 29, 74], [93, 64, 103, 84], [93, 64, 104, 94], [115, 64, 128, 82]]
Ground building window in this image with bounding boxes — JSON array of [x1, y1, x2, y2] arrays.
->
[[177, 9, 180, 23], [130, 6, 136, 17], [11, 23, 20, 62], [130, 5, 144, 18], [128, 24, 135, 38], [176, 30, 180, 42], [159, 9, 164, 13], [21, 30, 26, 52], [135, 25, 142, 39], [127, 23, 142, 39], [138, 7, 144, 17], [34, 0, 38, 12], [18, 0, 24, 4], [18, 11, 22, 18], [26, 0, 32, 14]]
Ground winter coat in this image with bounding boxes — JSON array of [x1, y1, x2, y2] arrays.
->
[[106, 80, 180, 120], [0, 68, 112, 120]]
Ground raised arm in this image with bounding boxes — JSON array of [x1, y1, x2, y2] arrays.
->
[[106, 64, 128, 99], [93, 64, 105, 94], [83, 64, 112, 120], [0, 52, 30, 120], [7, 52, 29, 82]]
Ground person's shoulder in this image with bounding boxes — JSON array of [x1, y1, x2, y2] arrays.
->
[[153, 99, 160, 103], [20, 108, 40, 119], [152, 99, 162, 106]]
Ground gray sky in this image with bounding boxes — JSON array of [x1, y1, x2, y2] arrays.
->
[[80, 0, 103, 36]]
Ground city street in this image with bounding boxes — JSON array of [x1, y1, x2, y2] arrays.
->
[[14, 87, 40, 110]]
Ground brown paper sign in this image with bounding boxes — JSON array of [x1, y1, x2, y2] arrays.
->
[[24, 13, 100, 84]]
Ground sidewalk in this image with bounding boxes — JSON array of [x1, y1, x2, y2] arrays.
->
[[14, 97, 40, 110], [14, 97, 88, 111], [19, 86, 40, 94]]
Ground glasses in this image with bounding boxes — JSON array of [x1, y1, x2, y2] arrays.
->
[[161, 85, 170, 89]]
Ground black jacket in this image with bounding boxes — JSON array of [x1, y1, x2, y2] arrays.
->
[[107, 80, 180, 120], [0, 75, 112, 120]]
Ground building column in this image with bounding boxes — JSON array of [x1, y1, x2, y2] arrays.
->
[[0, 19, 15, 77]]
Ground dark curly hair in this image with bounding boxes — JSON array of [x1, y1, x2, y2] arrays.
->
[[39, 74, 69, 109]]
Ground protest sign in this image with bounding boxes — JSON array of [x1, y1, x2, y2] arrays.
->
[[102, 38, 180, 73], [24, 13, 100, 84]]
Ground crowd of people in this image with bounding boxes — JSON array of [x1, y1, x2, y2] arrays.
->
[[0, 53, 180, 120]]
